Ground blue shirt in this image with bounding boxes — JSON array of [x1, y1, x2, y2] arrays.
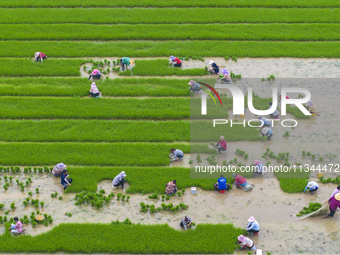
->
[[262, 118, 272, 126], [267, 129, 273, 136], [217, 178, 227, 190], [212, 63, 219, 74], [246, 221, 260, 231], [61, 174, 68, 185]]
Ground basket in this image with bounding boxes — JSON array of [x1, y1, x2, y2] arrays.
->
[[35, 215, 45, 221]]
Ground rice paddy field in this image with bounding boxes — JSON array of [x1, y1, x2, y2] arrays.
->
[[1, 1, 340, 254]]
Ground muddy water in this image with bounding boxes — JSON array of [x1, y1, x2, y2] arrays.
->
[[0, 172, 339, 254]]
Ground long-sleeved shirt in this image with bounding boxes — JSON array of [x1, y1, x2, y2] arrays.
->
[[112, 174, 125, 186], [211, 63, 219, 73], [266, 129, 273, 136], [304, 181, 318, 192], [61, 173, 70, 185], [173, 57, 181, 64], [12, 221, 23, 233], [234, 175, 247, 186], [52, 163, 66, 176], [262, 118, 272, 126], [241, 237, 255, 250], [165, 181, 177, 194], [216, 140, 227, 150], [269, 108, 280, 117], [181, 217, 192, 230], [246, 220, 260, 231], [192, 82, 201, 90], [330, 188, 340, 199], [122, 57, 131, 66], [172, 149, 184, 159], [329, 196, 340, 211], [90, 85, 99, 94]]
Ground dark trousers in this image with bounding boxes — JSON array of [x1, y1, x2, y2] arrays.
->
[[174, 63, 182, 67], [89, 74, 101, 80], [62, 178, 73, 190], [90, 92, 99, 97], [329, 205, 336, 217], [218, 147, 226, 153], [248, 229, 260, 233], [121, 62, 126, 71], [114, 180, 124, 189]]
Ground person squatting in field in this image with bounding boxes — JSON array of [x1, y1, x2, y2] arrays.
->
[[165, 179, 177, 196], [268, 102, 280, 119], [325, 193, 340, 218], [120, 57, 135, 71], [180, 216, 192, 231], [61, 169, 72, 190], [207, 60, 219, 74], [237, 235, 256, 251], [188, 80, 201, 93], [246, 216, 260, 237], [169, 55, 182, 67], [232, 173, 247, 188], [89, 69, 102, 80], [9, 217, 23, 236], [221, 68, 231, 83], [112, 171, 127, 189], [52, 163, 67, 177], [169, 148, 184, 162], [253, 159, 264, 174], [213, 174, 230, 192], [262, 127, 273, 140], [257, 117, 272, 127], [34, 52, 47, 62], [89, 82, 100, 98], [304, 181, 319, 194], [214, 135, 227, 154], [305, 101, 316, 115]]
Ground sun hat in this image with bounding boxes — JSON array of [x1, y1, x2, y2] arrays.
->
[[232, 173, 236, 178], [238, 235, 247, 243], [253, 160, 260, 166], [248, 216, 255, 222], [262, 127, 269, 135], [129, 59, 135, 65], [120, 171, 126, 178], [220, 135, 224, 140], [222, 68, 229, 75], [335, 193, 340, 201], [306, 101, 314, 107], [91, 82, 96, 86], [209, 60, 214, 65], [188, 80, 195, 85]]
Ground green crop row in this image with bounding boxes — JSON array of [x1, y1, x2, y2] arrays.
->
[[0, 222, 244, 254], [119, 60, 207, 76], [275, 169, 309, 193], [2, 8, 340, 24], [0, 97, 190, 120], [0, 59, 85, 77], [1, 41, 340, 58], [0, 0, 338, 7], [0, 119, 265, 143], [2, 24, 340, 41], [0, 142, 196, 166], [0, 77, 190, 97]]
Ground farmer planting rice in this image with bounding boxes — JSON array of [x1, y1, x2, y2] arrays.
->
[[34, 52, 47, 62], [120, 57, 135, 71], [329, 185, 340, 199], [8, 217, 23, 236], [253, 160, 264, 174], [214, 135, 227, 154], [237, 235, 256, 251], [169, 148, 184, 162], [207, 60, 219, 75], [89, 82, 100, 98], [213, 174, 229, 192], [324, 193, 340, 218], [221, 68, 231, 83], [180, 216, 192, 231], [165, 179, 177, 195], [52, 163, 67, 177], [305, 101, 316, 115], [169, 55, 182, 67], [232, 173, 247, 188], [304, 181, 319, 194], [88, 69, 102, 80], [188, 80, 201, 93], [262, 127, 273, 140], [257, 117, 272, 127], [246, 216, 260, 237], [268, 102, 280, 119], [112, 171, 127, 189], [61, 169, 72, 190]]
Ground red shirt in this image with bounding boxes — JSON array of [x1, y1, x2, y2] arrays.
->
[[329, 196, 340, 211], [174, 57, 181, 64], [235, 175, 247, 186], [217, 140, 227, 150]]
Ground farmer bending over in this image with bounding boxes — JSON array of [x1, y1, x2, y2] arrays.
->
[[61, 169, 72, 190], [214, 135, 227, 154], [304, 181, 319, 194], [112, 171, 127, 189], [232, 173, 247, 188], [246, 216, 260, 237], [237, 235, 256, 251], [120, 57, 135, 71], [180, 216, 192, 231], [325, 193, 340, 218], [258, 117, 272, 127], [221, 69, 231, 84], [268, 102, 280, 119], [207, 60, 219, 75], [52, 163, 66, 177], [262, 127, 273, 140], [9, 217, 23, 236], [305, 101, 316, 115], [169, 148, 184, 162], [89, 82, 100, 98], [169, 55, 182, 67], [253, 160, 263, 174], [165, 179, 177, 195], [214, 175, 230, 192], [188, 80, 201, 93], [35, 52, 47, 62], [89, 69, 102, 80]]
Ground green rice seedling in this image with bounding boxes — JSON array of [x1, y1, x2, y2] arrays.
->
[[28, 191, 33, 196], [32, 221, 37, 228], [312, 154, 315, 160], [99, 189, 105, 194], [302, 151, 306, 156], [10, 202, 15, 210], [165, 196, 170, 201], [224, 56, 230, 61], [36, 188, 39, 194], [283, 131, 289, 137], [244, 154, 248, 159], [189, 160, 193, 164], [54, 192, 58, 197], [3, 216, 7, 222], [182, 189, 185, 194], [178, 193, 181, 197], [9, 176, 12, 182], [231, 56, 237, 62], [121, 195, 126, 201], [28, 177, 32, 183], [59, 196, 63, 200], [319, 157, 323, 162], [267, 75, 275, 81], [4, 176, 7, 181], [15, 179, 19, 184], [170, 207, 176, 213], [104, 59, 107, 65], [23, 201, 28, 206], [51, 193, 55, 198], [0, 203, 4, 209], [307, 152, 311, 156], [148, 193, 159, 200], [65, 212, 72, 217], [34, 203, 39, 209], [26, 180, 29, 186], [4, 210, 9, 215], [0, 216, 3, 224], [126, 196, 130, 202], [40, 202, 44, 207], [161, 195, 165, 201], [233, 158, 237, 163]]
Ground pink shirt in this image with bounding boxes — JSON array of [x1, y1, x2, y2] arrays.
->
[[329, 196, 340, 211], [330, 188, 340, 199], [217, 140, 227, 150], [15, 221, 23, 233], [90, 84, 99, 94]]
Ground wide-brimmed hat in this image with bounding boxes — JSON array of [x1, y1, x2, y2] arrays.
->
[[91, 82, 96, 86], [222, 68, 229, 75], [220, 135, 224, 140], [306, 101, 314, 107], [262, 127, 269, 135], [335, 193, 340, 201], [238, 235, 246, 242], [209, 60, 214, 65], [248, 216, 255, 222], [129, 60, 135, 65], [188, 80, 194, 85], [253, 160, 260, 166], [120, 171, 126, 178]]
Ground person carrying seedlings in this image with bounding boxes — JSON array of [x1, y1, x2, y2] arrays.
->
[[35, 52, 47, 62], [207, 60, 219, 75], [169, 148, 184, 162], [303, 181, 319, 194], [112, 171, 127, 189], [253, 160, 263, 174], [180, 216, 192, 231], [324, 193, 340, 218], [214, 135, 227, 154], [52, 163, 67, 177], [232, 173, 247, 188], [246, 216, 260, 237], [214, 174, 230, 191], [61, 169, 72, 190], [120, 57, 135, 71], [89, 82, 100, 98], [329, 185, 340, 199], [237, 235, 256, 251], [165, 179, 177, 195], [305, 101, 316, 115], [262, 127, 273, 140], [268, 102, 280, 119], [89, 69, 102, 80], [9, 217, 23, 236], [257, 117, 272, 127], [221, 68, 231, 84], [188, 80, 201, 93]]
